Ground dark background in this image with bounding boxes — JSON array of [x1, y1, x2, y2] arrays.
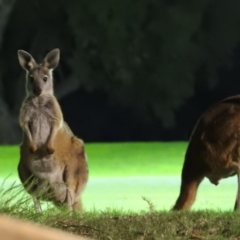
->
[[1, 0, 240, 144]]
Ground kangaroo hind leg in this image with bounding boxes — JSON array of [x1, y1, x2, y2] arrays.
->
[[231, 162, 240, 211], [172, 158, 205, 211]]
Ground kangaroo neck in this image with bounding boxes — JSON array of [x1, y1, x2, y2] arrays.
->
[[26, 93, 56, 106]]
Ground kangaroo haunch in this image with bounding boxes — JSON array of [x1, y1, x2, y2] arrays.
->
[[17, 49, 88, 213]]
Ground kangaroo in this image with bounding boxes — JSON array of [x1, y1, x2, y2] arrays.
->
[[17, 49, 88, 213], [172, 95, 240, 211]]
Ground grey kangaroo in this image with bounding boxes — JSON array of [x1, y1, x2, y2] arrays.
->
[[17, 48, 88, 212]]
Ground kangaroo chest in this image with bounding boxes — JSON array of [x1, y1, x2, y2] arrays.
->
[[30, 108, 51, 145], [25, 97, 56, 146]]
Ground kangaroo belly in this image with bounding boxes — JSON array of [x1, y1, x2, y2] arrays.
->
[[29, 153, 65, 177], [30, 114, 51, 146], [29, 157, 67, 203], [30, 156, 59, 173]]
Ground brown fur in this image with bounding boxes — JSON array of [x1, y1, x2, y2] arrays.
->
[[17, 49, 88, 212], [172, 95, 240, 211]]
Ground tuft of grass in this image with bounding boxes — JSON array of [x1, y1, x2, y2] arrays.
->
[[0, 181, 32, 216]]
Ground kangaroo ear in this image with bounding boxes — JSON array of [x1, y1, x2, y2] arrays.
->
[[18, 50, 37, 71], [42, 48, 60, 70]]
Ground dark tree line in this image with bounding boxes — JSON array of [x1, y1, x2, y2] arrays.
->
[[0, 0, 240, 143]]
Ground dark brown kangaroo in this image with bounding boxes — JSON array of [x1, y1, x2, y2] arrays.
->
[[172, 95, 240, 211], [17, 49, 88, 213]]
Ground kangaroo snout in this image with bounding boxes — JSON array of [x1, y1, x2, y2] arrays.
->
[[33, 87, 42, 96]]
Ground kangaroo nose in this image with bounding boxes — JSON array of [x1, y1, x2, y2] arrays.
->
[[33, 87, 42, 96]]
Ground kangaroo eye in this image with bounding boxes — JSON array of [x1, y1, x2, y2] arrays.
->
[[43, 77, 48, 82]]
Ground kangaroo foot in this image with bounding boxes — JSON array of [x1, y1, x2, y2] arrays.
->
[[46, 145, 55, 154], [72, 200, 83, 213], [29, 144, 37, 153]]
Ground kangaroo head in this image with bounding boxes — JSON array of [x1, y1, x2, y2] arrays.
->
[[18, 49, 60, 96]]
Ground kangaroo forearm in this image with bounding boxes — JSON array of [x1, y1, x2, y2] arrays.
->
[[48, 127, 57, 145], [21, 121, 37, 153], [48, 120, 62, 145], [21, 121, 33, 143], [45, 122, 60, 154]]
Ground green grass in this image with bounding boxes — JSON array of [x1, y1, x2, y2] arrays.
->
[[0, 146, 19, 178], [0, 142, 240, 239], [0, 142, 186, 178], [0, 142, 188, 212], [86, 141, 186, 176], [0, 142, 238, 212], [1, 187, 240, 240]]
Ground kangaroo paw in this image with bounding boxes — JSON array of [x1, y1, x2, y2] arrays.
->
[[29, 144, 37, 153], [46, 145, 55, 154]]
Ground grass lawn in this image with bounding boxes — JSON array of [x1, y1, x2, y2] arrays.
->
[[0, 142, 186, 177], [1, 142, 240, 240], [0, 142, 238, 212]]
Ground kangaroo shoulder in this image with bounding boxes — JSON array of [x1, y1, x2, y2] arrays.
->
[[42, 95, 60, 114], [19, 97, 36, 119]]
